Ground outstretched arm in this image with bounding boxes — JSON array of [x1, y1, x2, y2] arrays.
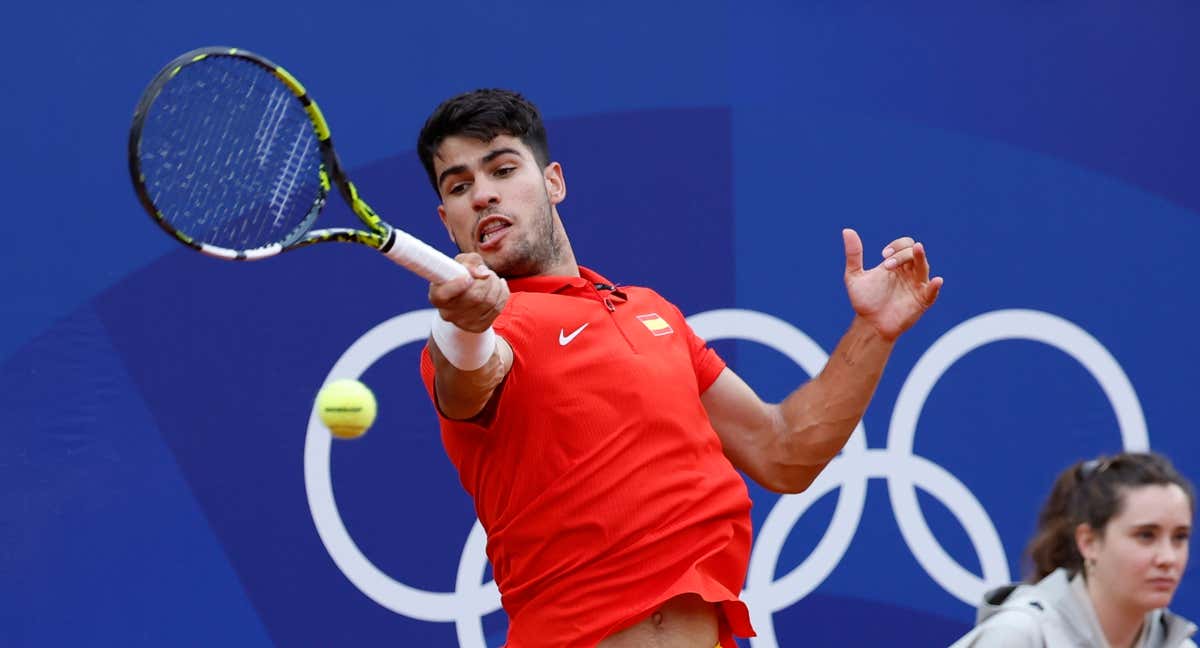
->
[[703, 229, 942, 493]]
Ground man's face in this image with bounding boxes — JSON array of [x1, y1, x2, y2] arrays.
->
[[1080, 483, 1192, 614], [433, 134, 566, 278]]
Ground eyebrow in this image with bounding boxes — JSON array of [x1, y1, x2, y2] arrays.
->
[[437, 147, 523, 190], [1128, 522, 1192, 531]]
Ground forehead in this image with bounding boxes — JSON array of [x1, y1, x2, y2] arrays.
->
[[1111, 484, 1193, 527], [432, 134, 531, 173]]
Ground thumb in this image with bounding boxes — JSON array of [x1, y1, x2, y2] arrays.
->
[[842, 228, 864, 275]]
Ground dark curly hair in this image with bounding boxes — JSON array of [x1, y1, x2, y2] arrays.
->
[[416, 89, 550, 195]]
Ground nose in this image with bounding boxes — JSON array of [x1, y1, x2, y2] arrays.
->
[[1154, 539, 1184, 569], [470, 177, 500, 210]]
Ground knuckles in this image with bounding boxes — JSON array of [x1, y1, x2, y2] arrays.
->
[[428, 261, 508, 331]]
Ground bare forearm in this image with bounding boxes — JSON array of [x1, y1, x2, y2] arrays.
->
[[776, 315, 894, 465], [708, 230, 940, 493]]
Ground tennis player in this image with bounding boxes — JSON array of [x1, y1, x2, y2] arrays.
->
[[416, 89, 943, 648]]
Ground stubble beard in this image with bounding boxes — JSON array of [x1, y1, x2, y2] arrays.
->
[[486, 195, 565, 279]]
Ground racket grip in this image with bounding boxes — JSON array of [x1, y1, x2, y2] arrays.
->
[[381, 228, 469, 283]]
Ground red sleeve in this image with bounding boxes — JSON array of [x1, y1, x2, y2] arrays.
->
[[664, 300, 726, 393], [419, 344, 437, 400]]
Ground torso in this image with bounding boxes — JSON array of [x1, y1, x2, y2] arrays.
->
[[421, 268, 755, 645], [598, 594, 718, 648]]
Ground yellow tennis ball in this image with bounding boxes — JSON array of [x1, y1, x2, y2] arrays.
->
[[316, 379, 377, 439]]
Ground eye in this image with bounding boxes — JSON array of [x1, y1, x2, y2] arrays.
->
[[1136, 529, 1157, 542], [1173, 530, 1191, 543], [495, 165, 517, 177], [447, 181, 471, 196]]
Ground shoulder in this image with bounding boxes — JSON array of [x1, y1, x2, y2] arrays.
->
[[953, 576, 1070, 648], [1157, 607, 1199, 648], [965, 608, 1044, 647], [621, 285, 695, 326], [492, 292, 537, 337]]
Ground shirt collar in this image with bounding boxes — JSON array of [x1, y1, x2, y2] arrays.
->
[[506, 266, 613, 295]]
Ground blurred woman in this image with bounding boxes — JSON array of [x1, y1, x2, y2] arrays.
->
[[953, 451, 1196, 647]]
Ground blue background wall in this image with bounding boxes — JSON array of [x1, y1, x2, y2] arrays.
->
[[2, 2, 1198, 645]]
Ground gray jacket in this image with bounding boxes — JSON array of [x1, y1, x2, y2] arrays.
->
[[949, 569, 1197, 648]]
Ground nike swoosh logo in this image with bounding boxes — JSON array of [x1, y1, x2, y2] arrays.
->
[[558, 323, 589, 346]]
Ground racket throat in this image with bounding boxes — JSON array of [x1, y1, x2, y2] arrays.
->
[[379, 228, 398, 254]]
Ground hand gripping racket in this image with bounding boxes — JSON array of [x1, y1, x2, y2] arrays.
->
[[128, 46, 466, 283]]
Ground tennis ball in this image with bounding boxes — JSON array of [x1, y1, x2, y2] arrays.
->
[[316, 379, 377, 439]]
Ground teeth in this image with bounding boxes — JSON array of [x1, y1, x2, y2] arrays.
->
[[479, 221, 507, 243]]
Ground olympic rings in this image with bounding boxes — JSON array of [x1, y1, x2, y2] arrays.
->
[[305, 308, 1146, 648]]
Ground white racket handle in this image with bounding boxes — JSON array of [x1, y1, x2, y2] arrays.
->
[[381, 228, 498, 370], [381, 228, 468, 283]]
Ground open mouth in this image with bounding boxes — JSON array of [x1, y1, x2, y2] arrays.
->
[[476, 215, 513, 248]]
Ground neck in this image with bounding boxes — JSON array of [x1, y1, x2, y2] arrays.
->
[[1086, 577, 1146, 648], [540, 258, 580, 278], [538, 247, 579, 278], [535, 209, 579, 277]]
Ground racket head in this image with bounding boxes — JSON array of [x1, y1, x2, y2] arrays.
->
[[128, 47, 387, 260]]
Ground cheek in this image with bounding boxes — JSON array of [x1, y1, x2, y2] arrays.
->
[[514, 176, 548, 204], [444, 208, 475, 239], [1113, 544, 1157, 575]]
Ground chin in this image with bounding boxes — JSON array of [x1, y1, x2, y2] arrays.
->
[[1136, 590, 1176, 612]]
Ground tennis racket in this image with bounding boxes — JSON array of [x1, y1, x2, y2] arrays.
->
[[128, 46, 465, 283]]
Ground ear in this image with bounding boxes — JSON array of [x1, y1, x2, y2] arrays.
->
[[436, 204, 457, 247], [1075, 523, 1099, 562], [544, 161, 567, 205]]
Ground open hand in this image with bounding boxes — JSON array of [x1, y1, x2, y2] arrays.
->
[[842, 229, 943, 340]]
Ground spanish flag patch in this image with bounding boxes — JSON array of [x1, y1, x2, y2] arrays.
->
[[637, 313, 674, 336]]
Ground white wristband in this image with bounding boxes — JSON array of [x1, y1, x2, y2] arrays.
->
[[431, 314, 497, 371]]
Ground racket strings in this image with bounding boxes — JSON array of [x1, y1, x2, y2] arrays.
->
[[137, 56, 323, 251]]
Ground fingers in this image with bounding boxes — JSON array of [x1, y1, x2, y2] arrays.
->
[[881, 242, 917, 268], [923, 276, 945, 305], [880, 238, 942, 305], [468, 258, 494, 280], [843, 228, 864, 274], [429, 254, 509, 332], [435, 277, 509, 332], [429, 253, 484, 302], [880, 237, 915, 259], [881, 240, 929, 278], [888, 243, 942, 305]]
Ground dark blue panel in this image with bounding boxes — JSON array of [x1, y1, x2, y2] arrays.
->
[[770, 590, 971, 646], [4, 2, 1200, 643], [0, 308, 271, 647], [731, 3, 1200, 213]]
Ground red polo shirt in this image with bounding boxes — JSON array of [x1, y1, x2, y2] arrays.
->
[[420, 267, 754, 647]]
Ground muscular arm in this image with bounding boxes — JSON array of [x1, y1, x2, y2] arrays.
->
[[703, 229, 942, 493], [702, 316, 892, 493]]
